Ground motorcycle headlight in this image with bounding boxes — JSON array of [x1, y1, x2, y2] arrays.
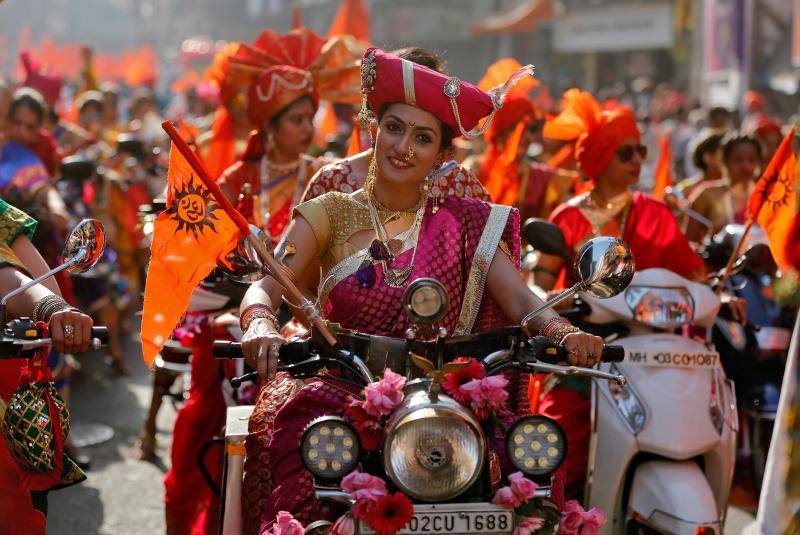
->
[[384, 389, 484, 501], [625, 286, 695, 329], [607, 364, 647, 434], [506, 415, 567, 477], [300, 416, 360, 482]]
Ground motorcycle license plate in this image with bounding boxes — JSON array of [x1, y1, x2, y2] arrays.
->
[[359, 503, 514, 534], [623, 349, 721, 369]]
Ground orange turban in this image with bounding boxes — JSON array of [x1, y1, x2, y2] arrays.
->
[[543, 89, 639, 180], [247, 65, 319, 126]]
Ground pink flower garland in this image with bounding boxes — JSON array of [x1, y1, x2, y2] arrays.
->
[[558, 500, 607, 535], [491, 471, 547, 533], [345, 369, 406, 451], [441, 357, 510, 421], [269, 511, 304, 535]]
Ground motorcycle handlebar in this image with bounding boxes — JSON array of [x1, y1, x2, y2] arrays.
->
[[213, 337, 626, 366], [527, 336, 625, 364], [212, 339, 313, 363], [91, 327, 109, 345]]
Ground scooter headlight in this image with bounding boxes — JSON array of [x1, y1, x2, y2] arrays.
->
[[607, 364, 647, 434], [384, 392, 484, 501], [506, 416, 567, 477], [625, 286, 695, 329], [300, 416, 360, 482]]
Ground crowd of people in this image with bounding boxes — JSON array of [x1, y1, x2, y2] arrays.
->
[[0, 8, 799, 535]]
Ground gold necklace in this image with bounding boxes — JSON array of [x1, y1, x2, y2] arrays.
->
[[362, 157, 429, 287], [590, 189, 630, 211]]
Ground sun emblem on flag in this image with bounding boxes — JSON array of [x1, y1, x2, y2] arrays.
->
[[166, 177, 221, 237], [764, 170, 795, 211]]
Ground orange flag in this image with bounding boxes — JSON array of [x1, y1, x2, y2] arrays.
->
[[746, 125, 797, 273], [140, 141, 244, 365], [328, 0, 371, 43], [652, 127, 672, 201]]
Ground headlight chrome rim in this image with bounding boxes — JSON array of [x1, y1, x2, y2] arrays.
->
[[506, 415, 567, 477], [383, 387, 485, 501], [300, 416, 361, 482]]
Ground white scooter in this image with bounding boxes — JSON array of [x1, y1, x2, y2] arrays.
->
[[582, 268, 737, 534], [524, 219, 738, 534]]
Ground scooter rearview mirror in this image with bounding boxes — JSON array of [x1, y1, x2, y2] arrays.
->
[[60, 219, 106, 274], [574, 236, 635, 298], [524, 218, 569, 259]]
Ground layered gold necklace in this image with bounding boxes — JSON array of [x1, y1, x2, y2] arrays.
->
[[355, 157, 428, 288]]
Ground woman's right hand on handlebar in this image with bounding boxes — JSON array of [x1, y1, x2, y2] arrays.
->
[[241, 318, 286, 382]]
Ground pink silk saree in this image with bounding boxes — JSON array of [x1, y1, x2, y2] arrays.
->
[[243, 197, 525, 534]]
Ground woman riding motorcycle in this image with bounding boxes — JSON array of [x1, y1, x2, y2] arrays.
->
[[238, 48, 604, 532], [0, 199, 94, 535], [533, 89, 706, 498]]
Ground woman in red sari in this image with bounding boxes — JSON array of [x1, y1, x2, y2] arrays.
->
[[532, 89, 705, 498], [0, 200, 94, 535], [238, 48, 605, 533]]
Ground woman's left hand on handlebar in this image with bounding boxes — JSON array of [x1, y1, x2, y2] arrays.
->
[[49, 308, 94, 354], [561, 331, 605, 367]]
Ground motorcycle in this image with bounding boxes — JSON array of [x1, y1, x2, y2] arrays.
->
[[212, 236, 636, 534], [525, 219, 738, 534], [703, 224, 794, 491]]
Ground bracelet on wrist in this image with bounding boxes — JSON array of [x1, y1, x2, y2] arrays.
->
[[240, 304, 278, 333], [33, 295, 72, 324], [537, 316, 581, 344]]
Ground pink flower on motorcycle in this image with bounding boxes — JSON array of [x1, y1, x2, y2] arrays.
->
[[441, 357, 485, 404], [331, 514, 356, 535], [491, 485, 523, 509], [558, 500, 585, 535], [362, 369, 406, 418], [508, 471, 538, 501], [513, 515, 546, 534], [460, 374, 509, 419], [270, 511, 304, 535], [342, 470, 390, 519], [580, 507, 607, 535]]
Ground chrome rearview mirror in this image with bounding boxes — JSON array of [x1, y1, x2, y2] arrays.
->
[[520, 237, 635, 328], [574, 236, 635, 298], [1, 219, 106, 324], [60, 219, 106, 274], [218, 225, 270, 283]]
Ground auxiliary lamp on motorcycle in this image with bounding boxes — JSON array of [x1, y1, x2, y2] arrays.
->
[[300, 416, 361, 484], [506, 415, 567, 478]]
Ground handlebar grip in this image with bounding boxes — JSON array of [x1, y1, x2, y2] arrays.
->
[[212, 339, 314, 363], [527, 336, 625, 364], [602, 345, 625, 363], [213, 341, 243, 359], [91, 327, 109, 345]]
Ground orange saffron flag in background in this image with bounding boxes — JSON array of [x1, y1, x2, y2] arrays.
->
[[746, 125, 797, 273], [141, 142, 243, 365], [652, 127, 672, 201]]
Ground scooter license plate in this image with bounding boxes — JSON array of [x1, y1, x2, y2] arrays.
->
[[359, 503, 514, 534], [623, 349, 721, 369]]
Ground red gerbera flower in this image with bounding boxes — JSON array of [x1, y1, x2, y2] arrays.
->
[[441, 357, 485, 404], [364, 493, 415, 535], [344, 397, 383, 451]]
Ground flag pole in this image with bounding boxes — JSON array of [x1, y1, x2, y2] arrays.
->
[[161, 120, 338, 348], [714, 217, 755, 294]]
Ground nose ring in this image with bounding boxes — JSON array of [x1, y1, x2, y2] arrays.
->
[[404, 146, 415, 161]]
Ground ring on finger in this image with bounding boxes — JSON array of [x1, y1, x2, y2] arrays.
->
[[64, 325, 75, 340], [270, 342, 281, 356]]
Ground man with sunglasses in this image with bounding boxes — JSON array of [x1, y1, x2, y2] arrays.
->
[[529, 89, 705, 498]]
